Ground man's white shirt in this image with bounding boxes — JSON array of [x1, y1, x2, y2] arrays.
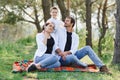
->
[[55, 27, 79, 59]]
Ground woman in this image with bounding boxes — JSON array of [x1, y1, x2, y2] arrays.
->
[[27, 22, 60, 72]]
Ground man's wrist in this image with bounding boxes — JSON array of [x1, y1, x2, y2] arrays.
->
[[65, 51, 72, 55], [59, 52, 64, 57], [55, 48, 63, 56]]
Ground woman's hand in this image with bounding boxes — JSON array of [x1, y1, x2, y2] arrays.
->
[[42, 30, 50, 45], [43, 30, 50, 38]]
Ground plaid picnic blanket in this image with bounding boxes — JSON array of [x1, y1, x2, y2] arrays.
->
[[12, 60, 99, 73]]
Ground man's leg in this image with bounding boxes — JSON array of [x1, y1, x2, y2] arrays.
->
[[75, 46, 111, 74], [75, 46, 104, 68], [60, 54, 87, 67]]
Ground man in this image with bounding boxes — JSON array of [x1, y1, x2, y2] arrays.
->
[[56, 16, 111, 74]]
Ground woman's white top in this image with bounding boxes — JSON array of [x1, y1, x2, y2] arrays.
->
[[33, 32, 59, 60]]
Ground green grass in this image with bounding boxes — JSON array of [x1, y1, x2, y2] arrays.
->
[[0, 36, 120, 80]]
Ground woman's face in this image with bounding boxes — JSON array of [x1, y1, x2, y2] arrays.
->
[[44, 23, 54, 33]]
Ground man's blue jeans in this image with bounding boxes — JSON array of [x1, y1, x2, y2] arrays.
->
[[34, 54, 60, 68], [75, 46, 104, 68], [60, 54, 87, 67]]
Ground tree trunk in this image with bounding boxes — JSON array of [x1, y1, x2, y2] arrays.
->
[[98, 31, 106, 56], [51, 0, 54, 6], [56, 0, 69, 21], [97, 0, 108, 56], [75, 11, 78, 33], [42, 0, 51, 22], [112, 0, 120, 64], [85, 0, 92, 47], [33, 5, 42, 33], [66, 0, 70, 14]]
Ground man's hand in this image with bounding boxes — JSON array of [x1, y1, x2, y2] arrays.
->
[[55, 48, 72, 60], [63, 51, 72, 55], [58, 52, 66, 61], [61, 51, 71, 60]]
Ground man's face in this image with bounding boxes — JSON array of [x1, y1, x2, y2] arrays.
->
[[50, 9, 58, 18], [64, 18, 71, 27]]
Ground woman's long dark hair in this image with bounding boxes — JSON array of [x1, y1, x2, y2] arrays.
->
[[42, 23, 50, 30]]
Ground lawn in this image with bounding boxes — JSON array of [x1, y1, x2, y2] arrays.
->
[[0, 37, 120, 80]]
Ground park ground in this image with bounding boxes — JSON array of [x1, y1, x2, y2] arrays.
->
[[0, 37, 120, 80]]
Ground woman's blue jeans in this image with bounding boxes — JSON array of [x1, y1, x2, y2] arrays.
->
[[34, 54, 60, 68]]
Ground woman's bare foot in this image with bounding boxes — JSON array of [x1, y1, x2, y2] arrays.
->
[[35, 64, 41, 70]]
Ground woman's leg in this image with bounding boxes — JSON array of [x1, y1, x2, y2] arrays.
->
[[45, 61, 60, 68], [35, 54, 60, 68]]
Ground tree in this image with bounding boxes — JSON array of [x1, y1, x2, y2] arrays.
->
[[71, 0, 85, 33], [96, 0, 115, 56], [0, 0, 23, 24], [97, 0, 108, 56], [112, 0, 120, 64], [85, 0, 92, 47], [0, 0, 43, 33], [0, 0, 71, 32], [51, 0, 54, 7], [42, 0, 51, 22], [56, 0, 69, 21]]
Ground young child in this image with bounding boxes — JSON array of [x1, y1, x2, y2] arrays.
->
[[47, 6, 64, 33]]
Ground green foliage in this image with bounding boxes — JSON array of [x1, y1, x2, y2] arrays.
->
[[101, 52, 113, 64], [1, 12, 23, 25], [16, 36, 35, 46], [0, 0, 42, 26], [99, 30, 113, 51], [77, 27, 114, 64], [76, 28, 86, 48], [71, 0, 86, 22], [99, 29, 114, 62]]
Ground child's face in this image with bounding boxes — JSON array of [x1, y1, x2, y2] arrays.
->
[[50, 9, 58, 18]]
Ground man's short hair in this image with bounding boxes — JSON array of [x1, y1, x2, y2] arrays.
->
[[66, 16, 75, 27], [50, 6, 58, 12]]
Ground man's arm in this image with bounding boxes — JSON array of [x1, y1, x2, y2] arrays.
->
[[55, 48, 64, 57], [63, 51, 72, 55]]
